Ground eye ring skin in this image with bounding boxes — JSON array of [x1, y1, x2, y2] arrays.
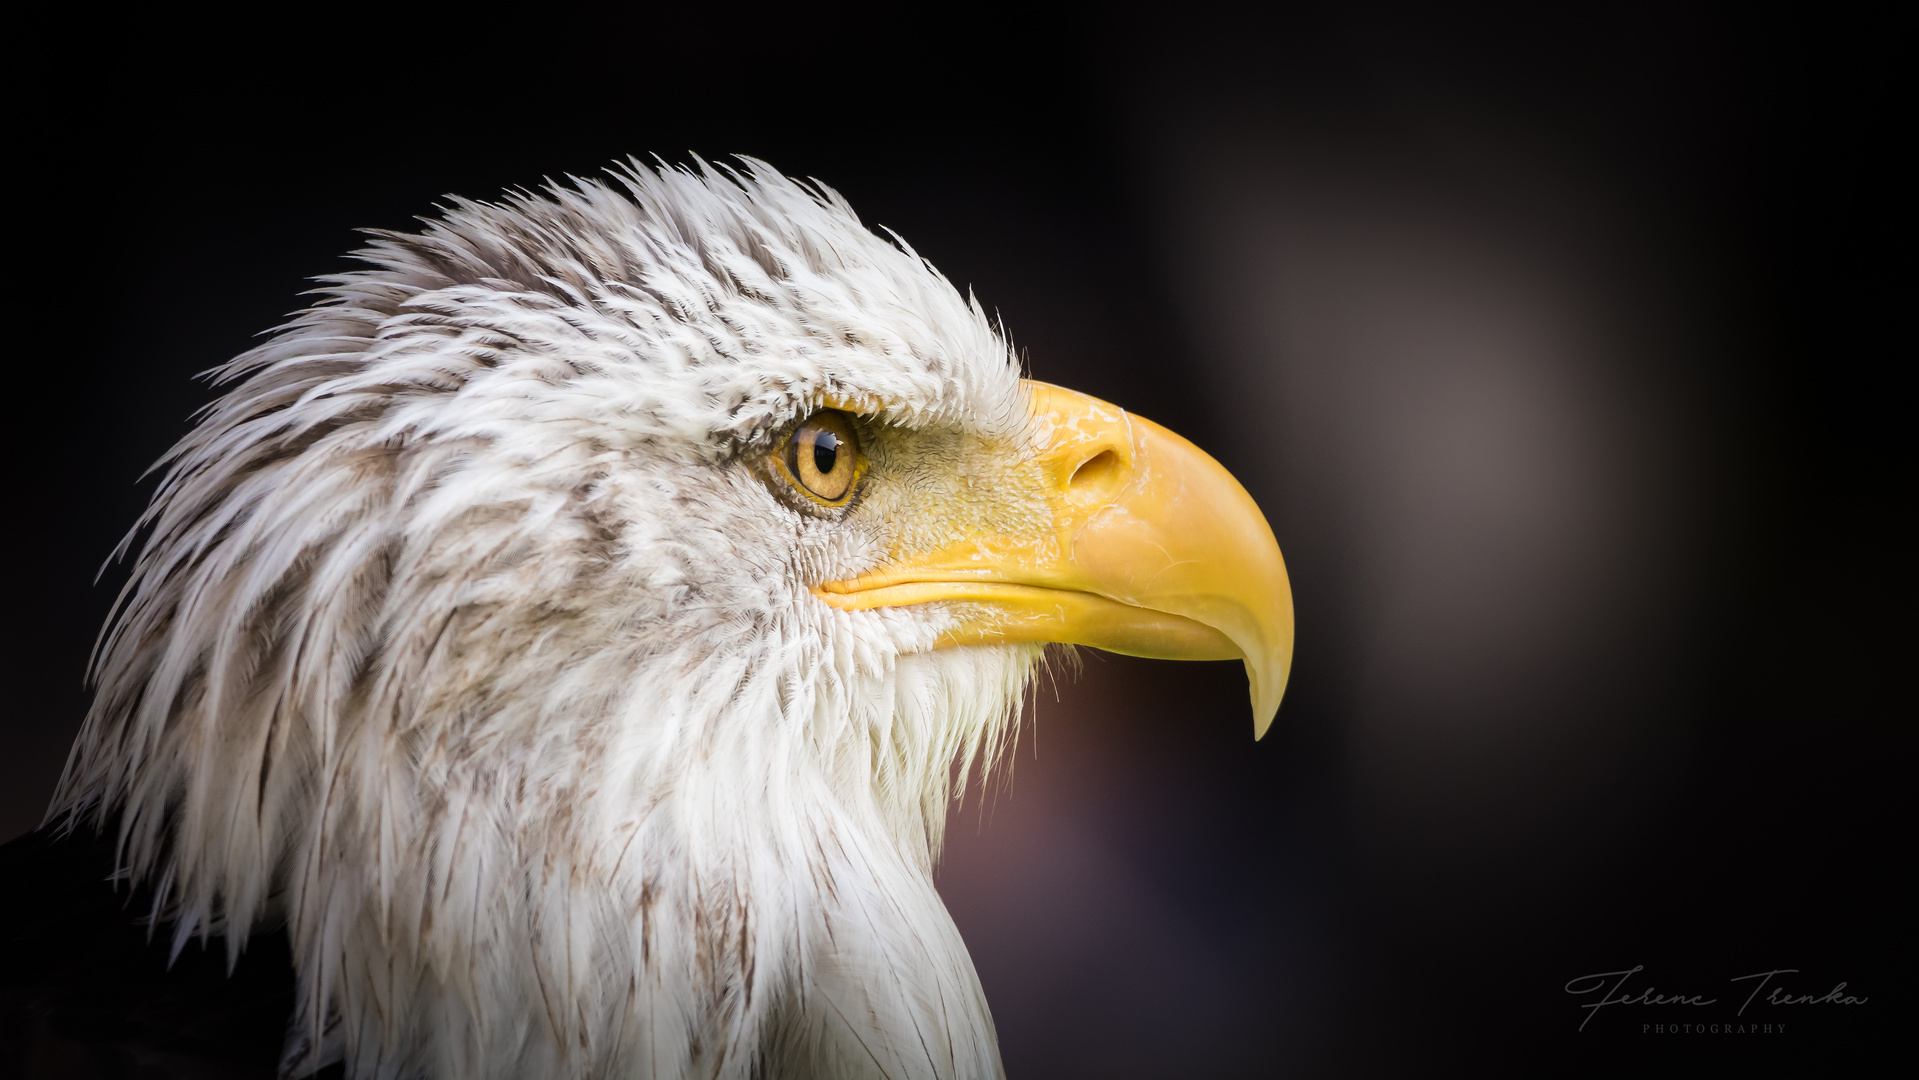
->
[[770, 410, 867, 509]]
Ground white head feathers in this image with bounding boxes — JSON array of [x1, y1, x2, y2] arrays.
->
[[55, 158, 1041, 1080]]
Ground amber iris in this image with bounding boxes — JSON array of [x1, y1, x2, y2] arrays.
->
[[783, 411, 861, 503]]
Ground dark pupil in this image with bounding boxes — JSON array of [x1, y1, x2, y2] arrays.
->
[[811, 430, 840, 476]]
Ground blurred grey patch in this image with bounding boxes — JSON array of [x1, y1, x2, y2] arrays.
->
[[1125, 103, 1707, 908]]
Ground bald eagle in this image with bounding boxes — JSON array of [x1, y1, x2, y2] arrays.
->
[[9, 159, 1291, 1079]]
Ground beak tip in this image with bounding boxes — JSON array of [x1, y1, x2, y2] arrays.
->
[[1250, 698, 1278, 740], [1247, 659, 1287, 740]]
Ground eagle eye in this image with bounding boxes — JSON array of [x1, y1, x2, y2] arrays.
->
[[779, 411, 863, 505]]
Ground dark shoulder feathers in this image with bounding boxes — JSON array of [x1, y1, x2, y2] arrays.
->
[[0, 825, 336, 1079]]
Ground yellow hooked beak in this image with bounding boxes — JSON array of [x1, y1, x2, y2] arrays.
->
[[816, 380, 1294, 738]]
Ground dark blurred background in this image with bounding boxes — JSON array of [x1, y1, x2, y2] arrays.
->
[[7, 3, 1906, 1076]]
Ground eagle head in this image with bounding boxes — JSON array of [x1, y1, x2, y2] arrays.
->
[[53, 159, 1292, 1079]]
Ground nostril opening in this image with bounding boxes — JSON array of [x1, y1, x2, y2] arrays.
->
[[1069, 449, 1122, 492]]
